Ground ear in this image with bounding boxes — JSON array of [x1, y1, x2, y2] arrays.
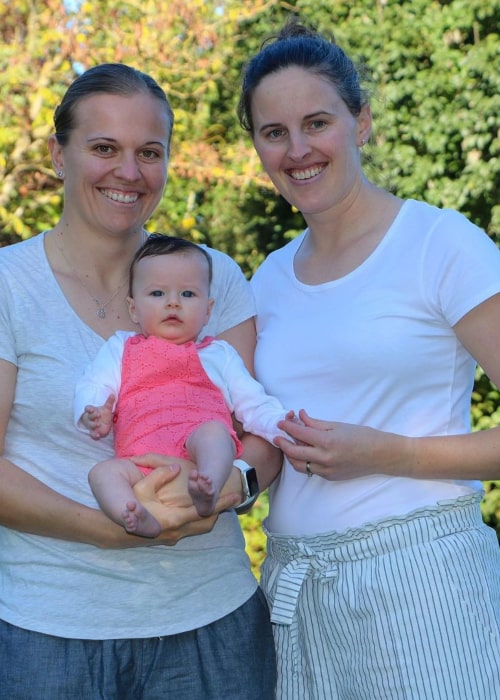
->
[[127, 296, 139, 324], [357, 103, 372, 146], [48, 134, 64, 175], [206, 297, 215, 323]]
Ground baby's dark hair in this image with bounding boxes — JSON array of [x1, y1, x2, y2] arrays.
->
[[128, 234, 212, 296], [238, 18, 368, 133]]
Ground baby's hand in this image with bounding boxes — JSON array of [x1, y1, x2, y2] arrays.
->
[[81, 394, 115, 439]]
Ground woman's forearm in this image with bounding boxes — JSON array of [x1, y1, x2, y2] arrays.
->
[[240, 433, 283, 490], [0, 456, 227, 548], [0, 456, 133, 546], [350, 424, 500, 481], [403, 428, 500, 481], [276, 413, 500, 482]]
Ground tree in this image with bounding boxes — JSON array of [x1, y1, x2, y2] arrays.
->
[[2, 0, 498, 254]]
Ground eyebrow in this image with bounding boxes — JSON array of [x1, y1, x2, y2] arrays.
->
[[86, 136, 166, 147]]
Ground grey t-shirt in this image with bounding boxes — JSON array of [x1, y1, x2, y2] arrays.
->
[[0, 233, 258, 638]]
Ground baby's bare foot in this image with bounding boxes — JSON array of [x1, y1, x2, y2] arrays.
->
[[121, 500, 161, 538], [188, 472, 217, 517]]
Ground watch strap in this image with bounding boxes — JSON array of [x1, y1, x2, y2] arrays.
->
[[233, 459, 259, 515]]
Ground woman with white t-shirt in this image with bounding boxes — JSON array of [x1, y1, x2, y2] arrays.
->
[[238, 18, 500, 700]]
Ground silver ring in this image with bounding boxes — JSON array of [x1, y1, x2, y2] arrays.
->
[[305, 461, 313, 477]]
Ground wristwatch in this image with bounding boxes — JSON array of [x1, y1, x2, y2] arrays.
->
[[233, 459, 259, 515]]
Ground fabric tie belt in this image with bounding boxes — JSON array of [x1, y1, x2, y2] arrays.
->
[[268, 541, 338, 625]]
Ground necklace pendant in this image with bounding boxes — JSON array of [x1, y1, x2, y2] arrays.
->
[[97, 307, 106, 319]]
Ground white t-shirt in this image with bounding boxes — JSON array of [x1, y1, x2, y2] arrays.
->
[[74, 332, 287, 445], [251, 199, 500, 536], [0, 232, 258, 639]]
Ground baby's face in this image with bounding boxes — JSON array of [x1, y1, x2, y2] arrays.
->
[[127, 251, 213, 343]]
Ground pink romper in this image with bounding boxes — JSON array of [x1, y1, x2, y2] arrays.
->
[[113, 335, 242, 474]]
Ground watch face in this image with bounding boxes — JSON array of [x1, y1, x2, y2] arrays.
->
[[246, 467, 259, 496]]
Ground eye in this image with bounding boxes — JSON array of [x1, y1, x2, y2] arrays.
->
[[266, 128, 285, 141], [150, 290, 164, 297], [309, 119, 327, 130], [139, 148, 163, 161], [94, 144, 115, 155], [181, 290, 195, 298]]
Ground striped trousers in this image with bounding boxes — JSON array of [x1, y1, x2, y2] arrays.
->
[[262, 494, 500, 699]]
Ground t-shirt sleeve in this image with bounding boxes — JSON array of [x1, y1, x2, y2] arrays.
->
[[0, 257, 19, 366], [422, 210, 500, 327], [199, 246, 256, 337]]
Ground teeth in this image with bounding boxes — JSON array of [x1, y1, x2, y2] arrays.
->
[[101, 189, 139, 203], [289, 166, 323, 181]]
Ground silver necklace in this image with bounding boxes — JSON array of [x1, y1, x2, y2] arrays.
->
[[56, 232, 128, 319]]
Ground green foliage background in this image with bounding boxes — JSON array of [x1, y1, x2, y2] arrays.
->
[[1, 0, 499, 573]]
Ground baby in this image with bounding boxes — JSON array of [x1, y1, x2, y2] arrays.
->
[[74, 235, 291, 536]]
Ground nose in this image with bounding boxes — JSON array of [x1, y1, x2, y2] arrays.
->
[[165, 291, 180, 307], [287, 130, 311, 161], [114, 152, 142, 181]]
